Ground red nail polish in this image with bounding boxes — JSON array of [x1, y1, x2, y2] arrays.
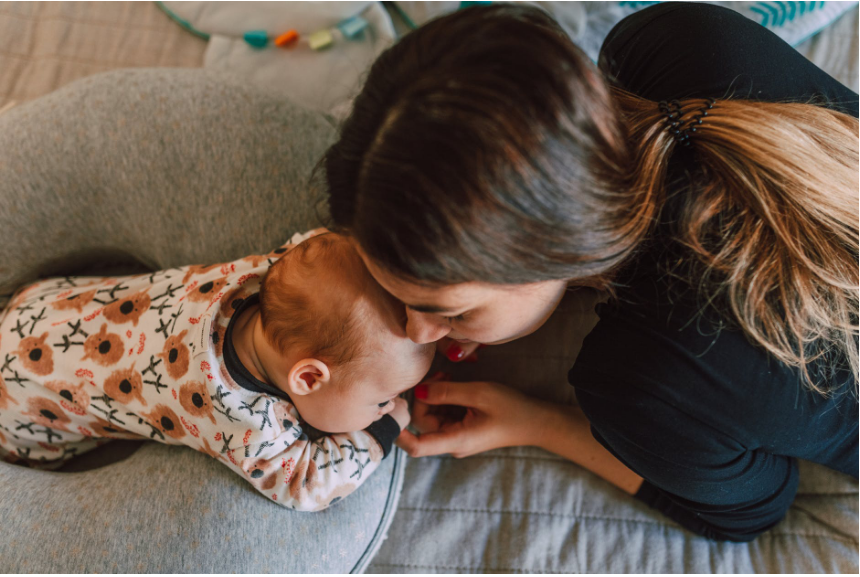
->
[[446, 344, 465, 362], [415, 384, 429, 399]]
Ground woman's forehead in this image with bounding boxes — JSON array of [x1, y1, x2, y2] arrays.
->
[[366, 261, 489, 310], [353, 243, 521, 310]]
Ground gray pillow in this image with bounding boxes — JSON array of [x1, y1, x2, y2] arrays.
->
[[0, 442, 405, 572], [0, 68, 333, 295]]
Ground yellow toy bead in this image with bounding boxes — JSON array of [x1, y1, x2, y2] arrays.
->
[[308, 29, 333, 51]]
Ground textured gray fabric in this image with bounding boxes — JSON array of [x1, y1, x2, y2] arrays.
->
[[0, 68, 403, 573], [370, 450, 857, 573], [0, 67, 334, 297], [0, 442, 406, 573]]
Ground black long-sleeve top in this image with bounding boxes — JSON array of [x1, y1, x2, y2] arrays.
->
[[568, 2, 859, 542]]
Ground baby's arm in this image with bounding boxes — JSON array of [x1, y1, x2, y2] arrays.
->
[[229, 411, 404, 511]]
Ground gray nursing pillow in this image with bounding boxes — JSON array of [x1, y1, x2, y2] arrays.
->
[[0, 68, 333, 298]]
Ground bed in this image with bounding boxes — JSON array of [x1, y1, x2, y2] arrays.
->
[[1, 2, 857, 573]]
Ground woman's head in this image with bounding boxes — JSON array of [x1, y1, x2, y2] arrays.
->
[[325, 5, 858, 392], [325, 4, 636, 343], [357, 251, 569, 345]]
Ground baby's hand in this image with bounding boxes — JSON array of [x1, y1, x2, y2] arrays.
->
[[389, 397, 411, 431]]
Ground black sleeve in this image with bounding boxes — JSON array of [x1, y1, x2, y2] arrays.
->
[[574, 0, 853, 542], [598, 1, 859, 118], [364, 414, 401, 458], [574, 359, 800, 542], [569, 293, 815, 542], [634, 471, 799, 543]]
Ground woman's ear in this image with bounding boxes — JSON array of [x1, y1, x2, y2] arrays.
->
[[286, 358, 331, 396]]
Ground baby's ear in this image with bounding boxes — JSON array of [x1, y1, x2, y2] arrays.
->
[[286, 358, 331, 396]]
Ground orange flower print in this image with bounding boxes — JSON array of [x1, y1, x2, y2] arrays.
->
[[103, 290, 151, 327], [22, 397, 71, 431], [81, 324, 124, 366], [103, 364, 147, 406], [178, 381, 217, 424], [141, 404, 186, 440], [15, 333, 53, 376], [157, 330, 190, 379]]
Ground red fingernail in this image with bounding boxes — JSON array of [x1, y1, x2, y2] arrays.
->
[[446, 344, 465, 362], [415, 384, 428, 399]]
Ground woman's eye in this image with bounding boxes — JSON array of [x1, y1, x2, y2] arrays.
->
[[378, 401, 390, 408], [442, 313, 466, 323]]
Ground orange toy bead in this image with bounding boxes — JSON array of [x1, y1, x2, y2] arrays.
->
[[275, 30, 299, 47]]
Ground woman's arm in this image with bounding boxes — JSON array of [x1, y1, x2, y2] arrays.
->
[[532, 400, 643, 495], [401, 380, 799, 542], [397, 380, 643, 495]]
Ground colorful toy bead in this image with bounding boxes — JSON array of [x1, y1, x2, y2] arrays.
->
[[337, 16, 369, 39], [308, 29, 334, 51], [243, 30, 268, 48], [275, 30, 299, 47]]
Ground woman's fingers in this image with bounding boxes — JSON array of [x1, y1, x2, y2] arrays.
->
[[436, 338, 483, 362], [396, 426, 470, 458], [444, 341, 480, 362], [401, 381, 538, 459], [409, 371, 453, 433], [409, 399, 442, 433], [414, 380, 489, 409]]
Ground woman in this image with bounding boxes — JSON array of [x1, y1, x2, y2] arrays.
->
[[324, 2, 858, 542]]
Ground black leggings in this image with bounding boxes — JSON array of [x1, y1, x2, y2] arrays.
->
[[598, 1, 858, 118]]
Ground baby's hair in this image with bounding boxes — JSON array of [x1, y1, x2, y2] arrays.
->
[[258, 234, 376, 376]]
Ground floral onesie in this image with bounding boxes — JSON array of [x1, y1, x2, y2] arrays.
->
[[0, 231, 401, 511]]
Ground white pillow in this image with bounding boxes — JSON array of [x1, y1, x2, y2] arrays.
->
[[159, 1, 396, 115]]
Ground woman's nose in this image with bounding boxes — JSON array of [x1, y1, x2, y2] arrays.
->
[[405, 309, 450, 344]]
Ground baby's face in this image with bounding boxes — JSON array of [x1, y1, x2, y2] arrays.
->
[[295, 338, 434, 433]]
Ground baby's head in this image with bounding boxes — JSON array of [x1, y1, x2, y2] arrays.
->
[[257, 233, 434, 432]]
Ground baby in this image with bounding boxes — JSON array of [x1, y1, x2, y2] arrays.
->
[[0, 231, 433, 511]]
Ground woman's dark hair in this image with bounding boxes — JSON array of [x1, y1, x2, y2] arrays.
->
[[325, 4, 632, 287], [324, 5, 859, 394]]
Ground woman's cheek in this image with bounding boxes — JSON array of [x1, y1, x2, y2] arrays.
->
[[457, 318, 511, 344]]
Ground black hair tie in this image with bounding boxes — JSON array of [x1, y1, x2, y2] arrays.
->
[[658, 98, 717, 146]]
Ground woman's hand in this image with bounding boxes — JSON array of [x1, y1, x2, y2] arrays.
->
[[436, 337, 484, 363], [397, 379, 644, 494], [396, 380, 550, 458]]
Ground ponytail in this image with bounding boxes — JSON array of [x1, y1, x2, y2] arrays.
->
[[613, 88, 859, 395]]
